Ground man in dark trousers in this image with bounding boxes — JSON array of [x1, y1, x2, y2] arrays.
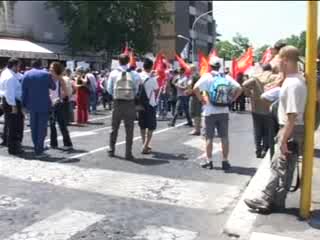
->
[[0, 58, 24, 155], [22, 59, 56, 155]]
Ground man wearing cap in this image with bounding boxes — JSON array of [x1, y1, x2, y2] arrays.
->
[[193, 56, 242, 171]]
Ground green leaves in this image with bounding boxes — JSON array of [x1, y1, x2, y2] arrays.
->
[[216, 33, 251, 60], [46, 1, 171, 56]]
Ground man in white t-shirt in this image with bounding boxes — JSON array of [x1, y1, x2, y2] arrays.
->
[[85, 70, 97, 114], [138, 58, 159, 154], [245, 46, 307, 213], [193, 57, 242, 171]]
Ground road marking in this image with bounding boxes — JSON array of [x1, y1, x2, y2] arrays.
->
[[0, 195, 28, 210], [68, 121, 187, 159], [133, 225, 198, 240], [0, 156, 240, 211], [250, 232, 300, 240], [4, 208, 104, 240], [23, 114, 112, 133], [184, 138, 221, 161], [223, 152, 271, 238]]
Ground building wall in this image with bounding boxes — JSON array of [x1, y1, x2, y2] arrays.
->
[[13, 1, 66, 44], [0, 1, 66, 44]]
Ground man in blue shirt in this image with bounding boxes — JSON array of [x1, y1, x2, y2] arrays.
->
[[0, 58, 24, 155], [22, 59, 56, 155]]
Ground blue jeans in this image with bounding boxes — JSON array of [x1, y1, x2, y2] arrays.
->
[[158, 93, 168, 117], [170, 96, 192, 126], [89, 91, 97, 112]]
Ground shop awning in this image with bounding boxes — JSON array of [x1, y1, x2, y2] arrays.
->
[[0, 38, 58, 59], [0, 38, 105, 62]]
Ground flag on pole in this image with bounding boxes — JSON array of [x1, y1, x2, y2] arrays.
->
[[233, 47, 254, 79], [123, 42, 130, 55], [198, 50, 211, 77], [180, 43, 189, 60], [175, 53, 192, 76], [209, 49, 218, 59], [261, 48, 272, 64], [153, 53, 167, 88], [129, 50, 136, 69]]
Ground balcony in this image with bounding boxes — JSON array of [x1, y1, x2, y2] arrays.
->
[[0, 23, 33, 39]]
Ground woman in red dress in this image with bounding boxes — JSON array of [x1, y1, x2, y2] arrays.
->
[[75, 67, 89, 124]]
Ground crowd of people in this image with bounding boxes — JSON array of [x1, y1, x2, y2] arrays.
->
[[0, 40, 319, 215]]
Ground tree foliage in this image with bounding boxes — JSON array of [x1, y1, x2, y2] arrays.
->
[[46, 1, 171, 56], [216, 33, 251, 60], [254, 44, 270, 62]]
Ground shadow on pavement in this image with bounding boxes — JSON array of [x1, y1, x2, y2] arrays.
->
[[224, 166, 257, 177], [114, 155, 169, 166], [151, 151, 188, 161], [86, 122, 105, 126], [309, 209, 320, 229]]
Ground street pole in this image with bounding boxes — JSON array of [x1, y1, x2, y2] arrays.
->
[[300, 0, 318, 219], [191, 10, 213, 63]]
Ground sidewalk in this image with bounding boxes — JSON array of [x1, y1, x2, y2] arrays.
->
[[248, 129, 320, 240]]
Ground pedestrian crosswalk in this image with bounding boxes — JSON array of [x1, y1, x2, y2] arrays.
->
[[0, 152, 244, 239]]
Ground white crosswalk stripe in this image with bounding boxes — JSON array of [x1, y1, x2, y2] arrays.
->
[[250, 232, 300, 240], [133, 225, 198, 240], [4, 209, 105, 240], [0, 195, 28, 210], [0, 156, 240, 212]]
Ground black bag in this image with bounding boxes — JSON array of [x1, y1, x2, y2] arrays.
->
[[135, 78, 150, 112]]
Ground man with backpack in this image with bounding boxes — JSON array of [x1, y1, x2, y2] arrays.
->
[[193, 56, 242, 171], [137, 58, 159, 154], [107, 54, 141, 160]]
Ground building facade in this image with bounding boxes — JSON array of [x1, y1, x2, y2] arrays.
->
[[0, 1, 103, 69], [154, 0, 216, 61]]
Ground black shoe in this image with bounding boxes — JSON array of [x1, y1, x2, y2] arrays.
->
[[256, 150, 262, 158], [222, 161, 231, 171], [201, 161, 213, 170], [261, 150, 267, 158], [244, 198, 271, 213], [168, 122, 175, 127], [9, 149, 25, 155], [125, 154, 135, 161], [184, 122, 193, 127], [108, 150, 115, 157]]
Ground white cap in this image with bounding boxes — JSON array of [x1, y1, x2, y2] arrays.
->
[[209, 56, 222, 67]]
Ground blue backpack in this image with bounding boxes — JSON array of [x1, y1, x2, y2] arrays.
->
[[208, 74, 233, 107]]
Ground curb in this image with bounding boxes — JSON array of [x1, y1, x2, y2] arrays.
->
[[222, 152, 271, 239]]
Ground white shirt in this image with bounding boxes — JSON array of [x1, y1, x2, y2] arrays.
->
[[139, 71, 159, 107], [107, 65, 141, 96], [86, 73, 97, 91], [278, 74, 307, 126], [195, 71, 241, 116], [261, 87, 281, 102], [50, 80, 60, 103], [0, 68, 22, 106], [176, 75, 188, 97]]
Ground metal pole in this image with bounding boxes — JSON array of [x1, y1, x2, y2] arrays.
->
[[300, 0, 318, 219], [191, 10, 213, 63]]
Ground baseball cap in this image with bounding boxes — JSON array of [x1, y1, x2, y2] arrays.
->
[[209, 56, 222, 67]]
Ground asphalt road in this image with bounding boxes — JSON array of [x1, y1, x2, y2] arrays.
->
[[0, 107, 259, 240]]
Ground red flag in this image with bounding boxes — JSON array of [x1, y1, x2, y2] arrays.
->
[[261, 48, 272, 64], [209, 49, 218, 59], [123, 42, 129, 55], [129, 51, 136, 69], [153, 53, 167, 88], [235, 47, 253, 77], [198, 50, 211, 77], [175, 53, 191, 76], [232, 58, 238, 79]]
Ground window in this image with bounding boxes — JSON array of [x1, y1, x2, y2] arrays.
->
[[208, 2, 213, 11], [208, 22, 213, 35], [189, 15, 195, 29], [208, 43, 213, 54]]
